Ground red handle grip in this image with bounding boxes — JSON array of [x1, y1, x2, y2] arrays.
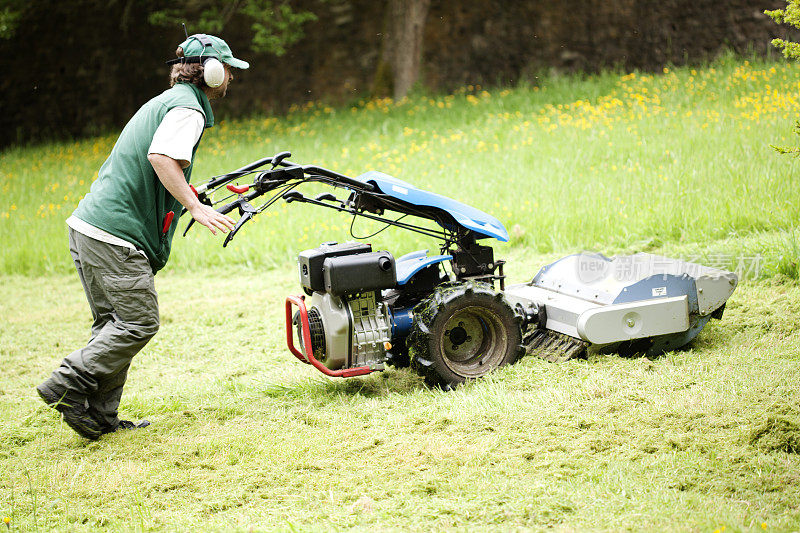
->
[[227, 184, 250, 194], [161, 211, 174, 234]]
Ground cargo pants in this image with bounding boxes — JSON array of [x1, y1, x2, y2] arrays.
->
[[39, 228, 160, 431]]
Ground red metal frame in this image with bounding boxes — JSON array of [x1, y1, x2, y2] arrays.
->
[[285, 295, 374, 378]]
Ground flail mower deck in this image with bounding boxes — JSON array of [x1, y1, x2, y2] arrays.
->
[[186, 152, 738, 388]]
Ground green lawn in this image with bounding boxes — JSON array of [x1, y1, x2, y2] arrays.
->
[[1, 54, 798, 276], [1, 55, 800, 531], [1, 255, 799, 531]]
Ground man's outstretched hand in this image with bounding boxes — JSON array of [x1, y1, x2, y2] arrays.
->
[[188, 203, 235, 235]]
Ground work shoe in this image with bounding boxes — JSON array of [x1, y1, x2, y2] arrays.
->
[[102, 419, 151, 434], [36, 384, 102, 440]]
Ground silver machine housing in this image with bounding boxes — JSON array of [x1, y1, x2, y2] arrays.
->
[[504, 252, 738, 353]]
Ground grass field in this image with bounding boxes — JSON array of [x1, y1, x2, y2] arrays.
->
[[1, 54, 799, 276], [2, 55, 800, 531]]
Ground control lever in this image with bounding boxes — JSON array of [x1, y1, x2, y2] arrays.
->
[[282, 191, 305, 203], [314, 192, 347, 210], [227, 183, 250, 194], [270, 151, 291, 169], [223, 201, 258, 247]]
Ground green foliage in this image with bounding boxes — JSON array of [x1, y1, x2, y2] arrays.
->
[[245, 1, 317, 56], [148, 0, 317, 56], [0, 0, 24, 39], [765, 2, 800, 158], [771, 120, 800, 156], [766, 1, 800, 59]]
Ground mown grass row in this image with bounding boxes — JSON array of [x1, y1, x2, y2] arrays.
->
[[1, 54, 799, 277], [1, 261, 798, 531], [2, 54, 800, 531]]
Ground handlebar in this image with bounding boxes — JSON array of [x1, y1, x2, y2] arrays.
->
[[196, 155, 275, 194], [195, 151, 376, 199], [185, 150, 380, 244]]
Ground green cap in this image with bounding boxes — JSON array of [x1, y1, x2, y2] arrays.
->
[[179, 34, 249, 69]]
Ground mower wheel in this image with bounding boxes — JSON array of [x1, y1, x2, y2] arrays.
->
[[409, 282, 524, 389]]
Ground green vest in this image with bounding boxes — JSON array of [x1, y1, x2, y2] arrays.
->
[[72, 83, 214, 273]]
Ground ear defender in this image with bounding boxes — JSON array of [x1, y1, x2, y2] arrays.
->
[[166, 34, 229, 87], [203, 57, 225, 88]]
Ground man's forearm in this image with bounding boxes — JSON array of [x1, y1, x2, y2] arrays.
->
[[147, 153, 234, 235], [147, 153, 200, 211]]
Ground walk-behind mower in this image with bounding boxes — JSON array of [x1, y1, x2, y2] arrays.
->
[[186, 152, 738, 388]]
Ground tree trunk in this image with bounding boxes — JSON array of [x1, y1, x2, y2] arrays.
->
[[388, 0, 430, 100]]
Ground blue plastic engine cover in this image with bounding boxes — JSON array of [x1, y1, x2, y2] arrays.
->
[[355, 171, 509, 242], [394, 250, 452, 285]]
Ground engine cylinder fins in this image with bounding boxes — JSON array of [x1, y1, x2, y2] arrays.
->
[[523, 327, 588, 363], [294, 308, 326, 361], [409, 281, 524, 389]]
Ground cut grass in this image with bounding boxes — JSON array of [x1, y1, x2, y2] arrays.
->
[[1, 258, 799, 531], [2, 55, 800, 530]]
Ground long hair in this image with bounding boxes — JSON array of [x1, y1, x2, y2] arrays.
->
[[169, 46, 205, 88]]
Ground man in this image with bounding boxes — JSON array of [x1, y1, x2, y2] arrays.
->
[[36, 34, 248, 439]]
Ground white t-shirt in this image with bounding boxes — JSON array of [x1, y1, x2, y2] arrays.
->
[[68, 107, 205, 248], [148, 107, 205, 166]]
